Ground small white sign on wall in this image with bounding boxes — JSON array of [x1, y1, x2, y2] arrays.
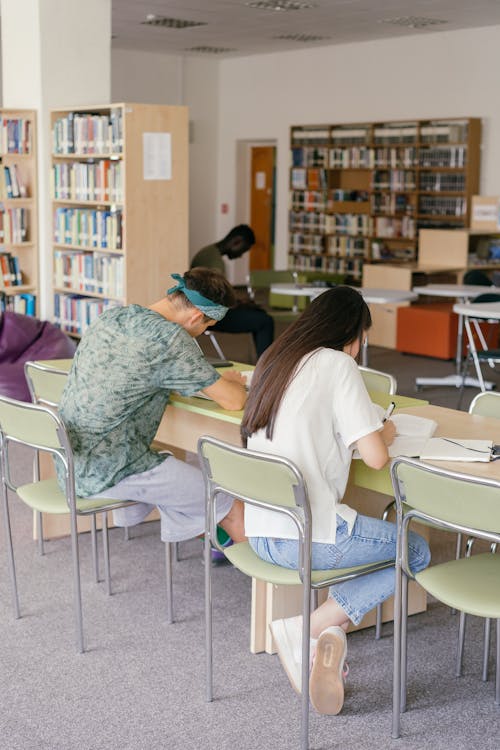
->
[[143, 132, 171, 180]]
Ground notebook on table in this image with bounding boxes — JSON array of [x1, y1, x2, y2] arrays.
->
[[353, 406, 438, 459], [419, 438, 494, 462]]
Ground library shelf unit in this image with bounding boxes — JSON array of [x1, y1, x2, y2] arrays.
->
[[50, 102, 188, 337], [0, 109, 38, 315], [289, 118, 481, 281]]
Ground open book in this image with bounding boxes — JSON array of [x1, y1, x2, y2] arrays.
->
[[420, 438, 493, 462], [353, 404, 438, 459]]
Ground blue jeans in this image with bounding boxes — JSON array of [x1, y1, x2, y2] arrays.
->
[[249, 514, 431, 625]]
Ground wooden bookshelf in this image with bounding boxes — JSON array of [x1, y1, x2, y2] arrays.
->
[[289, 118, 481, 282], [0, 109, 38, 315], [50, 102, 188, 336]]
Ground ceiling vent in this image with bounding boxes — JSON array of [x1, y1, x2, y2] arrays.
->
[[245, 1, 316, 11], [186, 46, 237, 54], [379, 16, 448, 29], [142, 15, 208, 29], [273, 33, 330, 42]]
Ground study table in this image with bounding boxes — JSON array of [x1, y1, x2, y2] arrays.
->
[[412, 283, 500, 390], [268, 284, 418, 366], [453, 299, 500, 392]]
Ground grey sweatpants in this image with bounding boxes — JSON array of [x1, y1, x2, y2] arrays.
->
[[94, 455, 233, 542]]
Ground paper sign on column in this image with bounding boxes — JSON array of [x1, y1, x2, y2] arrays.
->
[[143, 132, 171, 180]]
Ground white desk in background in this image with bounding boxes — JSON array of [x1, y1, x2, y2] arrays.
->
[[412, 284, 500, 390], [269, 284, 418, 366], [453, 299, 500, 391]]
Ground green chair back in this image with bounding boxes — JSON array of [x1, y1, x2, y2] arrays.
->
[[199, 437, 304, 510], [24, 361, 68, 407], [392, 458, 500, 536], [0, 396, 62, 451], [469, 391, 500, 418], [359, 366, 397, 395]]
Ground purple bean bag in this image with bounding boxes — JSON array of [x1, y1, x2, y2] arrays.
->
[[0, 311, 76, 401]]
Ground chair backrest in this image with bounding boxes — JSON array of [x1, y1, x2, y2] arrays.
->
[[469, 390, 500, 418], [24, 361, 68, 407], [391, 457, 500, 542], [359, 366, 397, 395], [0, 394, 67, 454], [247, 269, 307, 310], [472, 293, 500, 304], [198, 435, 307, 509], [462, 269, 493, 286]]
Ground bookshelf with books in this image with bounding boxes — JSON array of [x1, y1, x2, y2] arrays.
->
[[50, 103, 188, 337], [0, 109, 38, 315], [289, 118, 481, 281]]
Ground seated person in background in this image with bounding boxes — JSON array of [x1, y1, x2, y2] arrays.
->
[[190, 224, 274, 358], [241, 286, 430, 717], [58, 268, 247, 544]]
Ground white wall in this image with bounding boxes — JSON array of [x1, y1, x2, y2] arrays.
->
[[111, 49, 220, 260], [217, 25, 500, 269]]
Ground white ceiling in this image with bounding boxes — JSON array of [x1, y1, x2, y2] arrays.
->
[[112, 0, 500, 57]]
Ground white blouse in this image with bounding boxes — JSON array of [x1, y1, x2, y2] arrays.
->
[[245, 348, 382, 544]]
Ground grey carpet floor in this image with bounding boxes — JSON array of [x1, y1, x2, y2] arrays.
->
[[1, 346, 500, 749]]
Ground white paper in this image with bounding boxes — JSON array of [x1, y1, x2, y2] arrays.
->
[[192, 370, 253, 400], [353, 405, 438, 459], [143, 132, 171, 180], [255, 171, 266, 190], [420, 437, 493, 462]]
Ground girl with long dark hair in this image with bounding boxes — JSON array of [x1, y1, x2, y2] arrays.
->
[[241, 286, 430, 716]]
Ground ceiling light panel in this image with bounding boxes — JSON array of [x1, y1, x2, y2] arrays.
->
[[379, 16, 449, 29], [141, 15, 208, 29]]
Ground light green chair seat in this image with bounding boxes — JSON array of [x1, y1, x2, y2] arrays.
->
[[416, 554, 500, 619], [225, 541, 391, 586], [17, 478, 120, 515]]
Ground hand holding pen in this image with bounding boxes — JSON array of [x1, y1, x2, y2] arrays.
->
[[382, 401, 396, 423]]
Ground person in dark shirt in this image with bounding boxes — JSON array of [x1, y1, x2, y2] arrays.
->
[[190, 225, 274, 358]]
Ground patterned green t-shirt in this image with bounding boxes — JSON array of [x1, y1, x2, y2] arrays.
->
[[59, 305, 219, 497]]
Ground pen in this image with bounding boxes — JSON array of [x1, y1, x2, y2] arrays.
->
[[382, 401, 395, 423]]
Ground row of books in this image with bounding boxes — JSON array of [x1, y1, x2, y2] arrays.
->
[[0, 207, 29, 244], [289, 233, 324, 254], [290, 190, 328, 211], [54, 251, 124, 298], [292, 122, 470, 148], [372, 170, 416, 191], [300, 146, 420, 169], [0, 292, 35, 316], [291, 147, 329, 168], [419, 172, 466, 192], [288, 253, 364, 277], [52, 110, 123, 155], [420, 146, 466, 168], [289, 212, 374, 236], [372, 193, 414, 216], [53, 293, 120, 336], [291, 168, 328, 190], [327, 236, 370, 257], [419, 196, 467, 217], [0, 252, 22, 287], [0, 118, 32, 155], [51, 161, 123, 203], [0, 164, 28, 199], [53, 207, 123, 250], [374, 216, 416, 239]]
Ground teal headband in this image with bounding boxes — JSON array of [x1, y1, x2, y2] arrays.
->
[[167, 274, 229, 321]]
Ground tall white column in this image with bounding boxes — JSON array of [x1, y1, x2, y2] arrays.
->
[[0, 0, 111, 317]]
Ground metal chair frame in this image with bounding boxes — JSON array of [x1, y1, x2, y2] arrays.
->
[[391, 457, 500, 739], [359, 366, 397, 395], [199, 435, 393, 750], [0, 395, 138, 652], [24, 360, 179, 626]]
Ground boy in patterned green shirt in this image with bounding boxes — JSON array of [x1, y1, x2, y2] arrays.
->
[[59, 268, 247, 543]]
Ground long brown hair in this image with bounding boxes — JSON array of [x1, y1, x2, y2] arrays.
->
[[241, 286, 371, 443]]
